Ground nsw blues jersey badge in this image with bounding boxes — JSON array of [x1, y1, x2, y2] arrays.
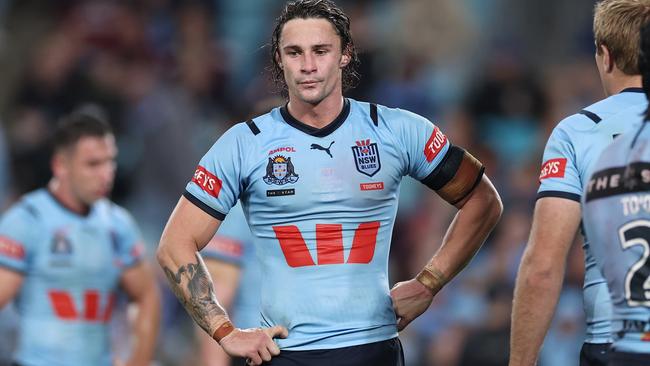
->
[[352, 139, 381, 177], [264, 155, 299, 185]]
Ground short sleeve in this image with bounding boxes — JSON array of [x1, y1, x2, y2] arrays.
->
[[112, 207, 145, 269], [537, 125, 581, 202], [184, 124, 249, 220], [0, 204, 39, 273], [202, 203, 253, 266], [394, 108, 451, 180]]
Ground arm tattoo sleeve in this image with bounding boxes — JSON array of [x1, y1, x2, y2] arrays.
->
[[162, 252, 227, 334]]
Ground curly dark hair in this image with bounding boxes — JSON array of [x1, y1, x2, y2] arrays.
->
[[270, 0, 360, 94], [641, 21, 650, 121]]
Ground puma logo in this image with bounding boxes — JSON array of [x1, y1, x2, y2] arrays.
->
[[310, 141, 335, 158]]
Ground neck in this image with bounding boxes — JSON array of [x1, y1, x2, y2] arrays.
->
[[605, 73, 642, 96], [287, 93, 344, 129], [48, 179, 90, 215]]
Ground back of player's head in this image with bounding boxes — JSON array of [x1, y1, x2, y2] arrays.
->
[[53, 111, 113, 153], [641, 21, 650, 120], [594, 0, 650, 75], [270, 0, 360, 93]]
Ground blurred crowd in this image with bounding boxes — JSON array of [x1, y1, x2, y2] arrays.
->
[[0, 0, 608, 365]]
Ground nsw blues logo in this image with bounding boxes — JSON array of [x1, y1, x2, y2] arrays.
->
[[352, 139, 381, 177], [264, 155, 299, 185]]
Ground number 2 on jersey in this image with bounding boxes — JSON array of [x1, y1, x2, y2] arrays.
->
[[619, 220, 650, 307]]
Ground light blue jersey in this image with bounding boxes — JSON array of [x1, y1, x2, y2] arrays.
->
[[185, 98, 460, 350], [538, 88, 647, 343], [0, 189, 143, 366], [583, 119, 650, 354], [202, 202, 260, 329]]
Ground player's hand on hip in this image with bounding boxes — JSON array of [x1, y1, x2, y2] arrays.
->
[[390, 278, 434, 331], [219, 325, 288, 365]]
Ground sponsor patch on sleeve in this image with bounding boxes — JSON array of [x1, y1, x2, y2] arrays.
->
[[0, 236, 25, 260], [424, 127, 448, 163], [192, 165, 223, 198], [539, 158, 567, 180]]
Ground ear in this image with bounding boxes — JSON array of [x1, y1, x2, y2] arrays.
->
[[275, 51, 283, 70], [51, 151, 69, 179], [340, 53, 351, 68], [600, 44, 614, 73]]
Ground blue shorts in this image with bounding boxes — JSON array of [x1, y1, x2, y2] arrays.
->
[[580, 343, 611, 366], [262, 337, 404, 366]]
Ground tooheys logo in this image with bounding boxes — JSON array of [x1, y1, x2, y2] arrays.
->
[[539, 158, 567, 180], [424, 127, 447, 162], [192, 165, 222, 198]]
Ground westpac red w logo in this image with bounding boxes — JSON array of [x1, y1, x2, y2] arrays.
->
[[273, 222, 380, 267]]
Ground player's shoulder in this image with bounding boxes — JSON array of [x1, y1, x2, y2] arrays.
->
[[236, 106, 284, 137], [350, 99, 435, 132], [5, 189, 49, 221], [553, 94, 644, 137], [96, 199, 136, 227]]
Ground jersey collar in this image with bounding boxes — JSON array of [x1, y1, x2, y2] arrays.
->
[[620, 87, 644, 93], [280, 98, 350, 137]]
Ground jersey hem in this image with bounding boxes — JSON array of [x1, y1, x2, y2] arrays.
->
[[279, 331, 398, 351]]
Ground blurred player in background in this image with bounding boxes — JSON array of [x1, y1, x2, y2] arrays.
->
[[157, 0, 502, 365], [581, 21, 650, 366], [0, 111, 160, 366], [510, 1, 650, 365], [198, 202, 260, 366]]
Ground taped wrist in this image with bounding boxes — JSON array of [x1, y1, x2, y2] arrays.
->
[[416, 265, 447, 294], [421, 145, 484, 205], [212, 320, 235, 343]]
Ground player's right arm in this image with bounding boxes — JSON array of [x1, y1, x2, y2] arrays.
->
[[157, 126, 286, 366], [157, 197, 286, 366], [0, 267, 22, 308], [509, 124, 582, 366], [509, 198, 581, 366]]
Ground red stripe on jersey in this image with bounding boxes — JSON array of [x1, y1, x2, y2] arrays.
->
[[539, 158, 567, 180], [273, 226, 316, 267], [0, 236, 25, 260], [192, 165, 223, 198], [316, 224, 344, 265], [48, 291, 78, 320], [347, 222, 380, 264], [84, 290, 100, 321], [424, 127, 448, 163]]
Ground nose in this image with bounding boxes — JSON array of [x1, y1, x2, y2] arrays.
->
[[301, 52, 316, 73]]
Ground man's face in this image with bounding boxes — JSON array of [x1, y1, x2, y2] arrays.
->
[[56, 135, 117, 205], [278, 18, 350, 105]]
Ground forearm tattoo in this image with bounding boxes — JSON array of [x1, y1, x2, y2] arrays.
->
[[162, 252, 226, 334]]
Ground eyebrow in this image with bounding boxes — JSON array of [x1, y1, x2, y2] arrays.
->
[[282, 43, 334, 51]]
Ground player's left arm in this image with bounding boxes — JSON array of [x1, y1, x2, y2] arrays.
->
[[389, 112, 502, 330], [391, 172, 502, 330], [119, 261, 161, 366]]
